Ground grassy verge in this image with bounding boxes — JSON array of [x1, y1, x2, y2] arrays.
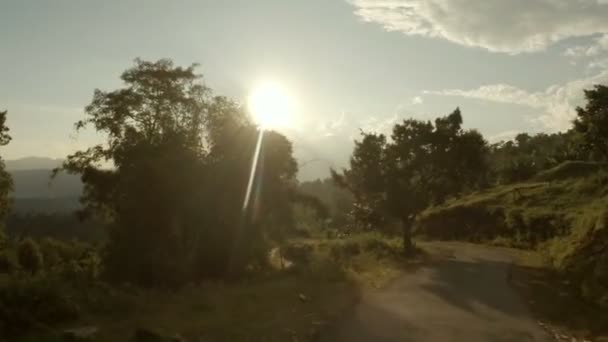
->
[[509, 252, 608, 342], [9, 234, 411, 342]]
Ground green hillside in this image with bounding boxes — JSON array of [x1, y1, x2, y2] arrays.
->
[[417, 162, 608, 308]]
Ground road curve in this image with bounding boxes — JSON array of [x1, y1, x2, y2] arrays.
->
[[321, 242, 552, 342]]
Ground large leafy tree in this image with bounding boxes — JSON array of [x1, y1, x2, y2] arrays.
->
[[60, 59, 297, 285], [574, 85, 608, 160], [334, 109, 488, 253], [0, 110, 11, 246]]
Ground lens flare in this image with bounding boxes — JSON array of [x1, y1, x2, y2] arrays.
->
[[242, 130, 264, 211]]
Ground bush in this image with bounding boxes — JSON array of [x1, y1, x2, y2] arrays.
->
[[38, 238, 90, 270], [293, 203, 325, 237], [534, 161, 606, 182], [417, 204, 506, 242], [282, 243, 313, 266], [59, 250, 103, 285], [361, 236, 392, 254], [17, 238, 44, 275], [0, 277, 80, 337], [329, 240, 361, 261]]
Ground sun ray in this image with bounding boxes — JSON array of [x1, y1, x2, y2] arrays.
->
[[242, 129, 264, 211], [248, 82, 294, 129]]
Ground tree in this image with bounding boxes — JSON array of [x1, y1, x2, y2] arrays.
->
[[59, 59, 297, 285], [573, 85, 608, 160], [17, 238, 44, 274], [334, 109, 488, 253], [489, 131, 584, 183], [332, 132, 388, 231], [0, 110, 12, 247]]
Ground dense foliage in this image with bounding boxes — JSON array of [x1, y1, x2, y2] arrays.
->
[[416, 165, 608, 307], [488, 131, 582, 183], [58, 59, 298, 286], [574, 85, 608, 160], [333, 109, 489, 253]]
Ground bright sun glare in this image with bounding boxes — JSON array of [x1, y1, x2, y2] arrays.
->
[[248, 82, 294, 130]]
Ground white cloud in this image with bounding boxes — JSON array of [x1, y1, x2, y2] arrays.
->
[[318, 111, 348, 137], [360, 114, 400, 134], [411, 96, 424, 104], [424, 84, 545, 109], [589, 57, 608, 69], [348, 0, 608, 54], [564, 34, 608, 59], [488, 130, 522, 143], [426, 70, 608, 131]]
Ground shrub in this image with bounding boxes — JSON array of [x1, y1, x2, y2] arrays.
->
[[361, 236, 392, 254], [38, 238, 89, 269], [293, 203, 325, 237], [17, 238, 44, 275], [329, 240, 361, 261], [282, 243, 313, 266], [542, 208, 608, 308], [59, 250, 103, 285], [417, 204, 506, 242], [0, 277, 80, 337], [534, 161, 606, 182]]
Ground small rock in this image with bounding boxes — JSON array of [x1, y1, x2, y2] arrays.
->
[[63, 326, 98, 341], [298, 293, 309, 302]]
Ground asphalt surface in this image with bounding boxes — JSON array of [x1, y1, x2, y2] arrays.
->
[[321, 242, 552, 342]]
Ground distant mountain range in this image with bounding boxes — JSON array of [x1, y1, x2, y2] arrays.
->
[[4, 157, 82, 213], [2, 156, 333, 212], [5, 157, 64, 171]]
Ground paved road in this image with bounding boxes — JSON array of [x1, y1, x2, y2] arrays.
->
[[321, 242, 552, 342]]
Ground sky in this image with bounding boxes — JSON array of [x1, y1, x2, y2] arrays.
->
[[1, 0, 608, 180]]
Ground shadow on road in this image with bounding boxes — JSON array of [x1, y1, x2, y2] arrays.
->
[[321, 243, 551, 342]]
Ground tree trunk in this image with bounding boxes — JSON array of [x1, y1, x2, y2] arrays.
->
[[401, 217, 414, 256]]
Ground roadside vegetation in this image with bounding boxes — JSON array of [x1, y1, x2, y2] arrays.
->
[[417, 163, 608, 310], [0, 233, 409, 341]]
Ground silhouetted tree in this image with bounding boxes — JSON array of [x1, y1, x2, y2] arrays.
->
[[332, 132, 387, 231], [574, 85, 608, 160], [334, 109, 488, 253], [58, 59, 297, 285], [0, 110, 12, 247]]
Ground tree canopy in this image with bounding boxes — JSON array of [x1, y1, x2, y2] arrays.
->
[[333, 108, 488, 253], [574, 85, 608, 160], [60, 59, 298, 285]]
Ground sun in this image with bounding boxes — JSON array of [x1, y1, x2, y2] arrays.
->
[[248, 82, 294, 130]]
